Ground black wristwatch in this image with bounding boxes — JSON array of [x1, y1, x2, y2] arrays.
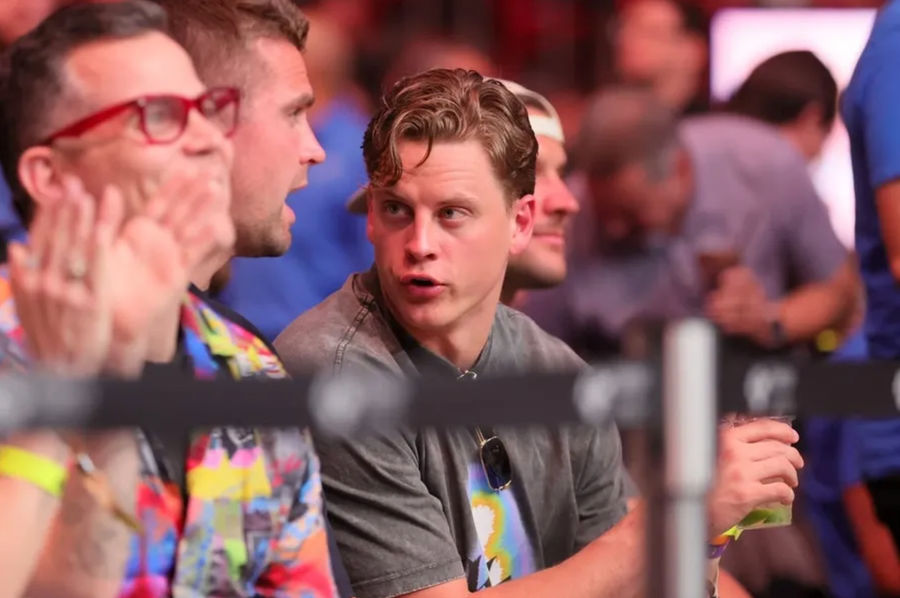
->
[[769, 316, 787, 350]]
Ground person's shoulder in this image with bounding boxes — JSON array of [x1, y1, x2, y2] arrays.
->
[[274, 272, 399, 376], [681, 113, 787, 149], [496, 304, 586, 371], [682, 114, 806, 175]]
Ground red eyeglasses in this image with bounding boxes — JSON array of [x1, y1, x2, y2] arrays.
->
[[43, 86, 241, 145]]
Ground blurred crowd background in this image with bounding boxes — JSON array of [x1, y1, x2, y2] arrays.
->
[[0, 1, 896, 598]]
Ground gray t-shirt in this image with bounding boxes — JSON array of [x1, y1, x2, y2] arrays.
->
[[274, 270, 628, 598], [525, 114, 848, 355]]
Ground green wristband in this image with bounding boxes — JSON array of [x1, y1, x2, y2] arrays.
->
[[0, 445, 69, 497]]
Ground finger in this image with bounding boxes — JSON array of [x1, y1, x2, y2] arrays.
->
[[97, 185, 125, 239], [747, 440, 804, 466], [751, 455, 800, 488], [70, 184, 95, 278], [45, 181, 80, 275], [719, 266, 755, 290], [755, 481, 796, 506], [7, 243, 38, 324], [90, 186, 124, 292], [731, 419, 799, 444], [29, 196, 62, 271]]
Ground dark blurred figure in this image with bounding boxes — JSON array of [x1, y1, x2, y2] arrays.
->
[[523, 86, 859, 360], [381, 34, 493, 91], [612, 0, 708, 114], [726, 50, 837, 162], [216, 4, 373, 340]]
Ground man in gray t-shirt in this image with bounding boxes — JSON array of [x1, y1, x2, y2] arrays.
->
[[276, 69, 804, 598], [524, 87, 858, 359]]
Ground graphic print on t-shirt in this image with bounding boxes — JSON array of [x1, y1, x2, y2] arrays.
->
[[465, 461, 535, 590]]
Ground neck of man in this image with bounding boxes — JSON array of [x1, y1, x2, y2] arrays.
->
[[189, 249, 232, 293], [500, 278, 526, 308], [387, 291, 500, 372]]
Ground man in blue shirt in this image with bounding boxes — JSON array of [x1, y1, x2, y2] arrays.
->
[[837, 1, 900, 594], [216, 97, 372, 341]]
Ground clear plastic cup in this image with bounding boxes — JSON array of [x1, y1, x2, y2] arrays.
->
[[727, 414, 795, 531]]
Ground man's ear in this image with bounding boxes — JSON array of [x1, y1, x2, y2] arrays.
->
[[18, 146, 66, 208], [510, 194, 536, 256]]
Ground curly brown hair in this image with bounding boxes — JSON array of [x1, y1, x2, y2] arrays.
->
[[363, 68, 537, 205]]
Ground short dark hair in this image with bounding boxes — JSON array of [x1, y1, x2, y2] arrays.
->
[[575, 85, 680, 181], [154, 0, 309, 90], [363, 68, 537, 203], [0, 0, 169, 224], [726, 50, 838, 130]]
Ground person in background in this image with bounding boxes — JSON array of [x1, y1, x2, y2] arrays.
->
[[721, 48, 880, 598], [612, 0, 707, 114], [524, 86, 859, 361], [277, 67, 803, 598], [725, 50, 837, 163], [215, 2, 373, 340], [833, 0, 900, 594], [492, 77, 752, 598]]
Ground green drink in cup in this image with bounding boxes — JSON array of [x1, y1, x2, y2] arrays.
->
[[728, 415, 795, 531]]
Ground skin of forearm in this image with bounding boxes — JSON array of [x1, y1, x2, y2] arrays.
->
[[776, 260, 860, 343], [0, 433, 69, 598], [452, 507, 646, 598], [843, 484, 900, 594], [24, 431, 140, 598]]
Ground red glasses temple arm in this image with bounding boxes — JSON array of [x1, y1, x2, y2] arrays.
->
[[43, 100, 138, 144]]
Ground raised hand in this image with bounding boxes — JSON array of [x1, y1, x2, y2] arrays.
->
[[8, 177, 120, 375], [705, 266, 776, 347], [707, 418, 804, 537], [106, 173, 234, 367]]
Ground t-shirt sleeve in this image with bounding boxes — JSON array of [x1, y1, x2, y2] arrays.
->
[[315, 430, 465, 598], [570, 423, 629, 551], [776, 157, 847, 284], [860, 58, 900, 188]]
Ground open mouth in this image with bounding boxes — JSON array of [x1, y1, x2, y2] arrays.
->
[[401, 274, 442, 288]]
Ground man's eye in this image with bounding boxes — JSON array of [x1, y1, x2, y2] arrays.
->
[[439, 207, 464, 220], [383, 201, 408, 217]]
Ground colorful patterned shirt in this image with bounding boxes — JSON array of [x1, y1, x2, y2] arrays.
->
[[0, 271, 338, 597]]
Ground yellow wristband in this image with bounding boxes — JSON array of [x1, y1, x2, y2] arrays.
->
[[0, 445, 68, 498]]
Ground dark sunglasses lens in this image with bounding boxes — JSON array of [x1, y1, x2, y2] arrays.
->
[[481, 436, 511, 490]]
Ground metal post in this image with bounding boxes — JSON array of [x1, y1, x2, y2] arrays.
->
[[651, 319, 717, 598]]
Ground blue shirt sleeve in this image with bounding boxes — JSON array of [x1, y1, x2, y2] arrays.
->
[[860, 48, 900, 188], [0, 172, 25, 244]]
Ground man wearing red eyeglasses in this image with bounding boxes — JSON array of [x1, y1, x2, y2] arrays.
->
[[0, 1, 338, 598]]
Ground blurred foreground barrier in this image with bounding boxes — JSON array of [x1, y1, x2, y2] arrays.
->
[[1, 319, 897, 598]]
